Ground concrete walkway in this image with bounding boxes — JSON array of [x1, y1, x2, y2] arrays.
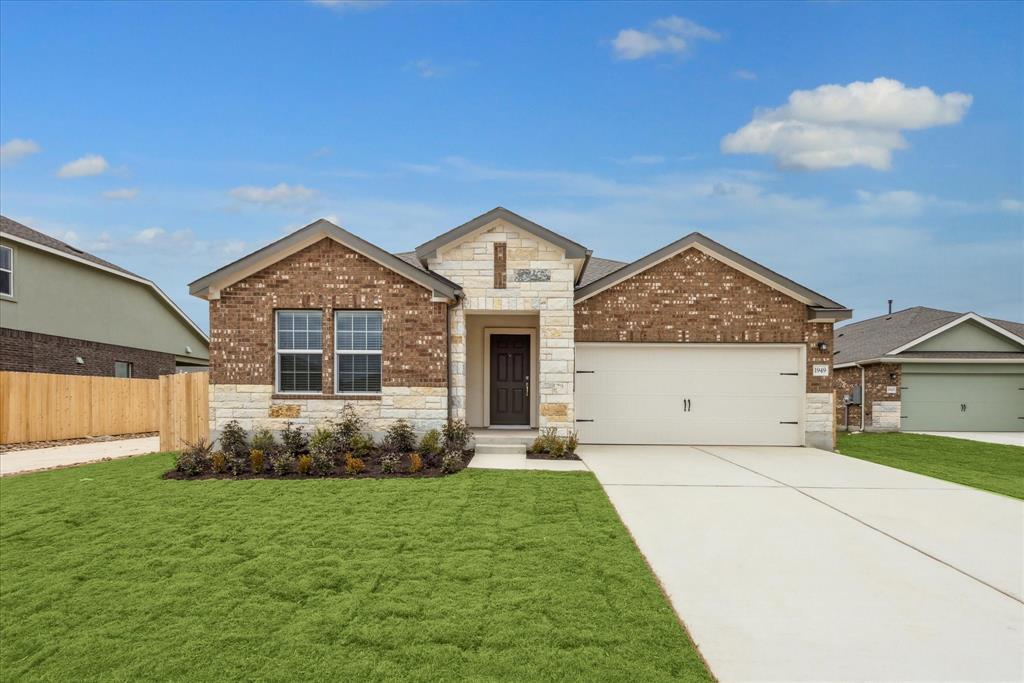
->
[[466, 451, 588, 471], [579, 444, 1024, 683], [0, 436, 160, 476], [910, 431, 1024, 447]]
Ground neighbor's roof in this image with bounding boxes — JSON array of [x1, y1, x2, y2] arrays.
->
[[0, 215, 209, 342], [833, 306, 1024, 366]]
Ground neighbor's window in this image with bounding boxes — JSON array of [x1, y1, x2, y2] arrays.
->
[[0, 245, 12, 297], [276, 310, 323, 393], [114, 361, 133, 378], [335, 310, 382, 394]]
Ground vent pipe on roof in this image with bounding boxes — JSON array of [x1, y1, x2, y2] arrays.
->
[[886, 299, 893, 318]]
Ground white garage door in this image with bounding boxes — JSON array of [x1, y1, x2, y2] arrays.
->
[[575, 343, 806, 445]]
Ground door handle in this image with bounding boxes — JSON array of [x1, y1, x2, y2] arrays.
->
[[525, 376, 529, 398]]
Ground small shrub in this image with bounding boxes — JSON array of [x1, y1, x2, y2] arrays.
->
[[564, 431, 579, 456], [442, 419, 471, 454], [549, 437, 565, 459], [333, 405, 366, 451], [418, 429, 442, 459], [211, 451, 227, 474], [383, 419, 416, 454], [349, 432, 374, 459], [531, 427, 560, 454], [344, 454, 366, 475], [380, 452, 400, 474], [309, 425, 338, 459], [281, 421, 307, 456], [311, 451, 334, 476], [175, 438, 212, 476], [296, 455, 313, 475], [408, 452, 423, 473], [250, 427, 276, 453], [249, 449, 264, 473], [219, 420, 249, 458], [441, 451, 462, 474], [270, 450, 294, 476]]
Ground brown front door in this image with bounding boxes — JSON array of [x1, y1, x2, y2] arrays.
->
[[490, 334, 530, 425]]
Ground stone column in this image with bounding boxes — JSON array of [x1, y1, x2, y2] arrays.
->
[[448, 305, 467, 422]]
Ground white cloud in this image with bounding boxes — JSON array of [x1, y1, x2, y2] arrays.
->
[[102, 188, 139, 201], [229, 183, 316, 205], [733, 69, 757, 81], [722, 78, 972, 171], [999, 199, 1024, 213], [855, 189, 927, 215], [611, 16, 719, 60], [406, 58, 450, 79], [57, 154, 109, 178], [0, 138, 41, 165], [132, 227, 167, 243], [619, 155, 666, 166]]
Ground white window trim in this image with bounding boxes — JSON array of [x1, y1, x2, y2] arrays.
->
[[334, 310, 383, 396], [0, 245, 13, 298], [275, 310, 324, 395]]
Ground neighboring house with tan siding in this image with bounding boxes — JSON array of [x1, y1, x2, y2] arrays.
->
[[190, 207, 850, 448], [0, 216, 209, 378]]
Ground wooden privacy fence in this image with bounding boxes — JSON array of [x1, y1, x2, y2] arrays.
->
[[158, 372, 209, 451], [0, 371, 160, 445]]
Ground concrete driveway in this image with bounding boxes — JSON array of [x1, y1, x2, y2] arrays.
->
[[579, 445, 1024, 683], [0, 436, 160, 476]]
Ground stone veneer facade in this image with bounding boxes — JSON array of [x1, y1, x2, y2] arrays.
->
[[427, 218, 578, 434], [833, 363, 902, 432], [207, 238, 449, 434], [574, 247, 837, 448]]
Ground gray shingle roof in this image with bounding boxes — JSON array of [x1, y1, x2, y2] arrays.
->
[[0, 215, 140, 278], [834, 306, 1024, 365]]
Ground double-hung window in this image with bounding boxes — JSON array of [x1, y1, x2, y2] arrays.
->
[[335, 311, 382, 394], [0, 245, 12, 297], [276, 310, 323, 393]]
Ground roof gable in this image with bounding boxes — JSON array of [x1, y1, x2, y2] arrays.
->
[[414, 207, 590, 264], [887, 312, 1024, 355], [189, 219, 461, 301], [573, 232, 849, 318]]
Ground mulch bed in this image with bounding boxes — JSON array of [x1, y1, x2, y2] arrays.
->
[[526, 451, 582, 461], [0, 432, 158, 454], [163, 450, 474, 480]]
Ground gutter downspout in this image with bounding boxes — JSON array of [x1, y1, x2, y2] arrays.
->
[[855, 362, 866, 432]]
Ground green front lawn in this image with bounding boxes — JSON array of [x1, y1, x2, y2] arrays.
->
[[836, 432, 1024, 500], [0, 454, 710, 682]]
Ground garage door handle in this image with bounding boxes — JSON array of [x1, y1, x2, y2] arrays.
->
[[575, 419, 594, 423], [779, 421, 798, 425], [779, 372, 799, 376]]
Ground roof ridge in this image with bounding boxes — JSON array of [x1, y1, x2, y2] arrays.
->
[[836, 305, 959, 330]]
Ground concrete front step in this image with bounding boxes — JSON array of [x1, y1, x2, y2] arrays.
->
[[474, 443, 528, 455], [472, 430, 537, 447]]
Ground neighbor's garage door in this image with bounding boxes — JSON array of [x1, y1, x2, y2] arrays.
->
[[574, 343, 806, 445], [901, 371, 1024, 432]]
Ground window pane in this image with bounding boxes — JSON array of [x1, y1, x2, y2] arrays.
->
[[114, 361, 132, 378], [337, 353, 381, 393], [336, 311, 382, 351], [278, 311, 322, 351], [279, 353, 322, 392], [0, 271, 9, 297], [0, 247, 10, 270]]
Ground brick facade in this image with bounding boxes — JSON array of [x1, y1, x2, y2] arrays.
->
[[209, 237, 448, 391], [574, 247, 835, 393], [0, 327, 176, 378], [833, 363, 902, 431]]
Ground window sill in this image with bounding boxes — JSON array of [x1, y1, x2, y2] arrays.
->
[[271, 393, 382, 401]]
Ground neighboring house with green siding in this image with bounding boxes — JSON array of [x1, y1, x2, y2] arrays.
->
[[833, 306, 1024, 432], [0, 215, 208, 378]]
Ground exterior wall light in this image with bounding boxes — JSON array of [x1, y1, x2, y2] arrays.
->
[[816, 342, 828, 352]]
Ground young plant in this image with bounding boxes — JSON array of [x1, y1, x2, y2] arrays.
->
[[270, 450, 294, 476], [383, 419, 416, 454], [349, 432, 374, 459], [296, 455, 313, 475], [344, 454, 366, 475], [281, 421, 307, 457], [563, 431, 579, 456], [531, 427, 560, 454], [309, 425, 338, 460], [440, 451, 462, 474], [442, 419, 471, 454], [379, 452, 400, 474], [250, 427, 276, 453], [249, 449, 265, 473], [210, 451, 227, 474], [408, 452, 423, 474], [333, 405, 366, 452], [174, 438, 212, 476], [219, 420, 249, 459], [418, 429, 442, 459]]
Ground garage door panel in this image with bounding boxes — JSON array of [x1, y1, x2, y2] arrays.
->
[[902, 373, 1024, 432], [575, 344, 805, 446]]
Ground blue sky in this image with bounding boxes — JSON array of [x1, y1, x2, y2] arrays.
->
[[1, 0, 1021, 330]]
